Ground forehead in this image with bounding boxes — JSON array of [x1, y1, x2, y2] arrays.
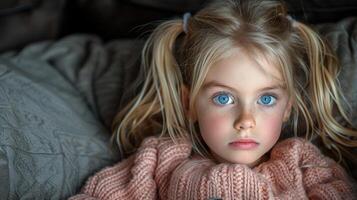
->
[[204, 49, 284, 88]]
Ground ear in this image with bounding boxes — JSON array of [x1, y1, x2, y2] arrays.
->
[[283, 99, 293, 122], [181, 85, 196, 121]]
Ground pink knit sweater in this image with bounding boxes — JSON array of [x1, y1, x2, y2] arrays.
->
[[70, 137, 356, 199]]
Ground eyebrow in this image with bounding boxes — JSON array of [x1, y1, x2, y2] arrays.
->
[[202, 81, 285, 93]]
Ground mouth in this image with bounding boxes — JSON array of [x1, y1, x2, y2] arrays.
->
[[229, 139, 259, 150]]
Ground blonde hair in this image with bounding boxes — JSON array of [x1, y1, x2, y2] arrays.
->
[[112, 0, 357, 169]]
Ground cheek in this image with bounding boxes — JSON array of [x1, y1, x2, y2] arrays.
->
[[196, 107, 232, 140], [258, 112, 284, 140], [198, 112, 229, 134]]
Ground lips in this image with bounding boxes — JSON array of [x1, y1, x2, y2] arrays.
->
[[229, 139, 259, 150]]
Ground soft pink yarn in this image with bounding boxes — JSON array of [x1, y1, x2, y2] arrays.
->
[[70, 137, 356, 200]]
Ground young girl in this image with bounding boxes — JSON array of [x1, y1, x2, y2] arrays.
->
[[71, 0, 357, 199]]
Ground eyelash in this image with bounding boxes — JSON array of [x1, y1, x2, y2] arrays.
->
[[211, 92, 278, 107]]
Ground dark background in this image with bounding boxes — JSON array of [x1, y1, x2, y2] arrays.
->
[[1, 0, 357, 53]]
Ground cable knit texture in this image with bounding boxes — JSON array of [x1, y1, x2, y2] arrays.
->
[[69, 137, 356, 200]]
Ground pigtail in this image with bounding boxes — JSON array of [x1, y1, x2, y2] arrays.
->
[[294, 21, 357, 166], [112, 19, 188, 156]]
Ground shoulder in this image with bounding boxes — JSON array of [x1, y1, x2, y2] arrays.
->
[[274, 137, 313, 149], [78, 136, 193, 196], [270, 137, 349, 175], [138, 136, 192, 155], [135, 136, 192, 171], [272, 137, 321, 154], [270, 137, 329, 165]]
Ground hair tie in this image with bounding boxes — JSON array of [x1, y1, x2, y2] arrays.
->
[[286, 15, 297, 27], [183, 12, 191, 33]]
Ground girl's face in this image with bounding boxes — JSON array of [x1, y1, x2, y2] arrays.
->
[[193, 49, 292, 167]]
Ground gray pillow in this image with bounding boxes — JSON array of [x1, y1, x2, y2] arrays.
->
[[316, 17, 357, 126], [315, 17, 357, 181], [0, 35, 126, 199]]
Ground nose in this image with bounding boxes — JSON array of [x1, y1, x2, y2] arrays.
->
[[234, 110, 256, 131]]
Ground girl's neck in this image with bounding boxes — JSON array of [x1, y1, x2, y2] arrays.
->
[[209, 151, 270, 168], [248, 153, 270, 168]]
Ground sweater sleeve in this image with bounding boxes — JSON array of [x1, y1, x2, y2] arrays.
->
[[69, 137, 191, 200], [168, 138, 356, 200], [168, 158, 276, 199], [262, 138, 356, 200], [68, 137, 160, 200], [169, 157, 315, 200], [298, 139, 356, 200]]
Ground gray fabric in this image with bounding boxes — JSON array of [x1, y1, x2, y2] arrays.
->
[[316, 17, 357, 127], [96, 39, 144, 128], [315, 17, 357, 181], [0, 35, 141, 199]]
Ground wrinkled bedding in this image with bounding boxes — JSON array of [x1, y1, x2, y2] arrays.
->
[[0, 17, 356, 199], [0, 35, 142, 199]]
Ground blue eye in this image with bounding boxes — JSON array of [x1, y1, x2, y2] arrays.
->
[[213, 93, 234, 105], [258, 95, 276, 106]]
